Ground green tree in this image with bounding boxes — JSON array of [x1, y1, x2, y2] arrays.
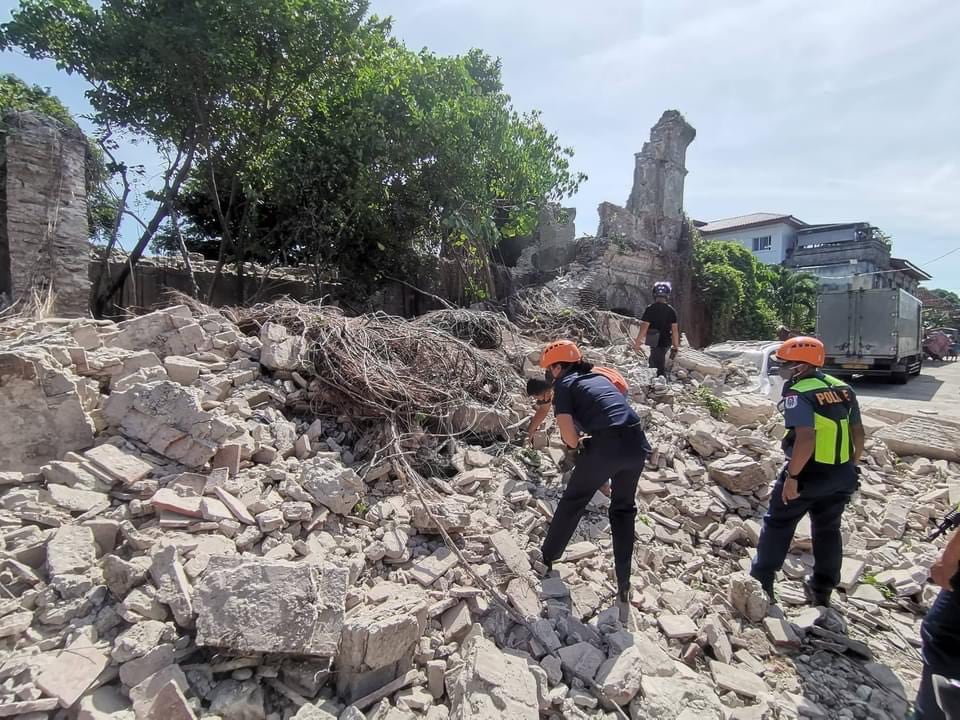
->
[[693, 236, 779, 342], [166, 43, 584, 302], [767, 265, 818, 332], [2, 0, 375, 313], [0, 73, 116, 242], [3, 0, 582, 310]]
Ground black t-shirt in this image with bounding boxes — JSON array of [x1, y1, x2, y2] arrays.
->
[[553, 371, 640, 434], [641, 302, 678, 347]]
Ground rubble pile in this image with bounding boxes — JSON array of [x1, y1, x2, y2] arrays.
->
[[0, 300, 954, 720]]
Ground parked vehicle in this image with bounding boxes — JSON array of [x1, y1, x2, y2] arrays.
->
[[703, 340, 784, 398], [816, 288, 923, 384]]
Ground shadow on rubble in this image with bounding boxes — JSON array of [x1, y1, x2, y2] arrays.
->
[[789, 611, 915, 720]]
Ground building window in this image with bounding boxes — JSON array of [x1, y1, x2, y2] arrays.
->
[[752, 235, 772, 252]]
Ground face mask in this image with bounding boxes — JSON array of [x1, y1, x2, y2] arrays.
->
[[778, 363, 802, 381]]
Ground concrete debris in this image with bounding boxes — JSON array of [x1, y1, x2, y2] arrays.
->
[[449, 637, 539, 720], [728, 572, 770, 623], [0, 294, 949, 719], [195, 556, 347, 655]]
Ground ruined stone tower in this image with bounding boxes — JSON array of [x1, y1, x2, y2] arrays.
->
[[0, 110, 90, 316], [625, 109, 696, 252]]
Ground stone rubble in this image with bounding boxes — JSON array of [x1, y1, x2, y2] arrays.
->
[[0, 301, 952, 720]]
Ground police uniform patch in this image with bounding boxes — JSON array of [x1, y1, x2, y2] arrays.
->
[[784, 395, 798, 409]]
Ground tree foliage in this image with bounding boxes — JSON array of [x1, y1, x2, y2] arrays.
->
[[0, 72, 116, 241], [2, 0, 584, 309], [693, 234, 818, 343]]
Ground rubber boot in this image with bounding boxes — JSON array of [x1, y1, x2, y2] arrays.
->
[[617, 586, 630, 624]]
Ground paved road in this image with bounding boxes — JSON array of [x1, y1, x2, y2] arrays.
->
[[846, 359, 960, 419]]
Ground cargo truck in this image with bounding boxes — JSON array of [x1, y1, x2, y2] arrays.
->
[[816, 288, 923, 383]]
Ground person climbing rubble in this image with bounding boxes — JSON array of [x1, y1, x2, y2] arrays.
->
[[525, 365, 629, 445], [634, 281, 680, 377], [750, 336, 865, 607], [915, 524, 960, 720], [536, 340, 650, 611]]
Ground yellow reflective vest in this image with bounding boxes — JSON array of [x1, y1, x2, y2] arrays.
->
[[784, 374, 855, 466]]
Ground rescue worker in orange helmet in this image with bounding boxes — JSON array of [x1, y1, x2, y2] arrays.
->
[[750, 336, 865, 607], [536, 340, 650, 606]]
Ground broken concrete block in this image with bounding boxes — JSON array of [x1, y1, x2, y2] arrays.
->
[[709, 659, 769, 700], [632, 675, 723, 719], [102, 381, 246, 468], [47, 525, 97, 577], [83, 443, 153, 484], [149, 545, 194, 627], [723, 394, 776, 427], [657, 613, 698, 640], [259, 322, 303, 371], [596, 645, 646, 705], [151, 488, 203, 517], [557, 641, 606, 682], [676, 348, 723, 377], [339, 587, 428, 671], [43, 484, 109, 513], [708, 454, 768, 494], [0, 350, 96, 472], [35, 633, 110, 708], [146, 679, 196, 720], [449, 637, 539, 720], [195, 555, 347, 655], [489, 529, 532, 576], [164, 355, 203, 385], [300, 456, 364, 515], [209, 679, 266, 720], [119, 643, 176, 687], [876, 418, 960, 462], [409, 547, 459, 587], [728, 572, 770, 623]]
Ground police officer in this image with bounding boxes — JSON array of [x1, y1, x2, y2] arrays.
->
[[915, 525, 960, 719], [634, 281, 680, 377], [750, 336, 865, 606], [537, 340, 649, 605]]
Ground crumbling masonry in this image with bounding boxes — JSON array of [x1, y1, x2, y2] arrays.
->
[[0, 110, 90, 315]]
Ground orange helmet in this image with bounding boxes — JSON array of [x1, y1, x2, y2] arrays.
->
[[776, 336, 825, 367], [539, 340, 582, 368]]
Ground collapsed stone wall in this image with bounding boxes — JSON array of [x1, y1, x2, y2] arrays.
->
[[0, 110, 90, 316], [514, 110, 706, 343]]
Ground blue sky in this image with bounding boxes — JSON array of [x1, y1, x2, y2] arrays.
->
[[3, 0, 959, 291]]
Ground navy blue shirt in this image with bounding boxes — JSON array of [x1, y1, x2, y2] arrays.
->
[[552, 371, 640, 434]]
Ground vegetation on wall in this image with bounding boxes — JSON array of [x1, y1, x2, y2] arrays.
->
[[1, 0, 584, 313], [692, 231, 818, 343]]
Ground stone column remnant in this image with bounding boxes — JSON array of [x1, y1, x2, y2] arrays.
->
[[1, 110, 90, 316]]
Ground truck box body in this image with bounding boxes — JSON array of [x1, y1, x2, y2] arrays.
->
[[816, 289, 922, 381]]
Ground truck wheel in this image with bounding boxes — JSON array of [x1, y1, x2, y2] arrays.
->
[[892, 369, 909, 384]]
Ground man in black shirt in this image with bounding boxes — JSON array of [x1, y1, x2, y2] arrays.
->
[[634, 281, 680, 377]]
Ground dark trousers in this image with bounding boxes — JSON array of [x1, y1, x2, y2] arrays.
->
[[916, 586, 960, 720], [649, 346, 669, 377], [751, 469, 855, 593], [542, 425, 648, 591]]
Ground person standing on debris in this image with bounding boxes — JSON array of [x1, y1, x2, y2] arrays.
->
[[634, 281, 680, 377], [537, 340, 649, 605], [750, 336, 865, 607], [915, 526, 960, 720]]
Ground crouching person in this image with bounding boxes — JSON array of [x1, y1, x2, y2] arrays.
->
[[537, 340, 649, 605]]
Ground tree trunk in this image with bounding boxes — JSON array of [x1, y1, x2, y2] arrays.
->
[[93, 143, 196, 317]]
